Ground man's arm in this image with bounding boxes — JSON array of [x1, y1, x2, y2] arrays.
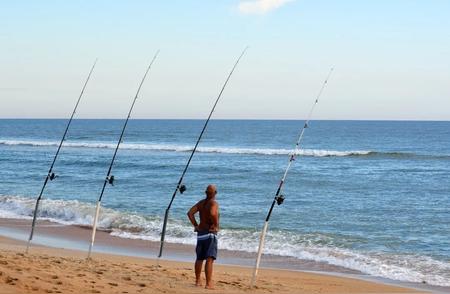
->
[[209, 201, 219, 233], [187, 203, 199, 232]]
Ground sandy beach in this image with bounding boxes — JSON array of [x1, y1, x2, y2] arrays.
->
[[0, 225, 426, 294], [2, 0, 450, 292]]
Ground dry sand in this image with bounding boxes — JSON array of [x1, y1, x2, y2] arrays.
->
[[0, 236, 424, 294]]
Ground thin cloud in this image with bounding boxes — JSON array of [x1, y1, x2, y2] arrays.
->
[[238, 0, 294, 15], [0, 87, 27, 92]]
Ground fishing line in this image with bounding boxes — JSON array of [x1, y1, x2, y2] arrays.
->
[[87, 50, 159, 258], [250, 67, 334, 287], [25, 59, 98, 253], [158, 47, 249, 258]]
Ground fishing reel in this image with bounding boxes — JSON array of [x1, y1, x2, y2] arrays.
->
[[107, 175, 115, 186], [178, 184, 187, 194], [275, 195, 285, 205], [48, 172, 57, 181]]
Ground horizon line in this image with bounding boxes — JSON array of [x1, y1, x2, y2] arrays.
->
[[0, 118, 449, 122]]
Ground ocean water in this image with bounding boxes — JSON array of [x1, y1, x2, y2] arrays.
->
[[0, 119, 449, 286]]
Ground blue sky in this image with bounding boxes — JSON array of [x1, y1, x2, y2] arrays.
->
[[0, 0, 449, 120]]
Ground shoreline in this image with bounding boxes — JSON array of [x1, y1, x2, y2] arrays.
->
[[0, 218, 360, 273], [0, 218, 445, 293], [0, 235, 425, 294]]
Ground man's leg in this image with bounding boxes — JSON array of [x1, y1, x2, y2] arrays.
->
[[205, 257, 214, 289], [195, 260, 203, 286]]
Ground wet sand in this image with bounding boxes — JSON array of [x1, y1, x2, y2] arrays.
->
[[0, 236, 424, 294], [0, 218, 430, 293], [0, 218, 361, 273]]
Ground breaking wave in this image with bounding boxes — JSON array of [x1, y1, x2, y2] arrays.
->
[[0, 194, 449, 287], [0, 139, 391, 157]]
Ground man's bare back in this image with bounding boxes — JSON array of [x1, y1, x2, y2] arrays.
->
[[195, 198, 219, 233]]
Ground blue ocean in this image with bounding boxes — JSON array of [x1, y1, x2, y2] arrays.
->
[[0, 119, 449, 286]]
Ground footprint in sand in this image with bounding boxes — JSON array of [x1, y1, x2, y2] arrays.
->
[[5, 275, 18, 285]]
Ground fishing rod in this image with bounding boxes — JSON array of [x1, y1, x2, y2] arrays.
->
[[250, 68, 334, 287], [158, 47, 249, 258], [87, 50, 159, 259], [25, 59, 98, 253]]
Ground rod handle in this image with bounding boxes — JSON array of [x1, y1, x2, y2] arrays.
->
[[158, 209, 170, 258], [87, 201, 101, 259], [251, 221, 269, 287], [25, 198, 42, 253]]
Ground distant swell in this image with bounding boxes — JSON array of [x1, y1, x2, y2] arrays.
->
[[0, 139, 385, 157], [0, 194, 449, 287]]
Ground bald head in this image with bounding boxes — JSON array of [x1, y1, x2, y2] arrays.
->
[[205, 184, 217, 199]]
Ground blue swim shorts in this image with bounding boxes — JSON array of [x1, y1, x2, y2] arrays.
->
[[196, 231, 218, 261]]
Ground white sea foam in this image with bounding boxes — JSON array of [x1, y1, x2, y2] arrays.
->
[[0, 194, 448, 287], [0, 139, 372, 157]]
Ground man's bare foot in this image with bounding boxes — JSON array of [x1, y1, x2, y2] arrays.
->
[[195, 280, 203, 287], [205, 283, 215, 290]]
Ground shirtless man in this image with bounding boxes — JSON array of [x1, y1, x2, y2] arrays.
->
[[187, 184, 220, 289]]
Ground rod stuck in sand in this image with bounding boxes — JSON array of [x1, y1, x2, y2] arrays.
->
[[158, 47, 249, 258], [25, 59, 98, 253], [250, 68, 334, 287], [87, 50, 160, 259]]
